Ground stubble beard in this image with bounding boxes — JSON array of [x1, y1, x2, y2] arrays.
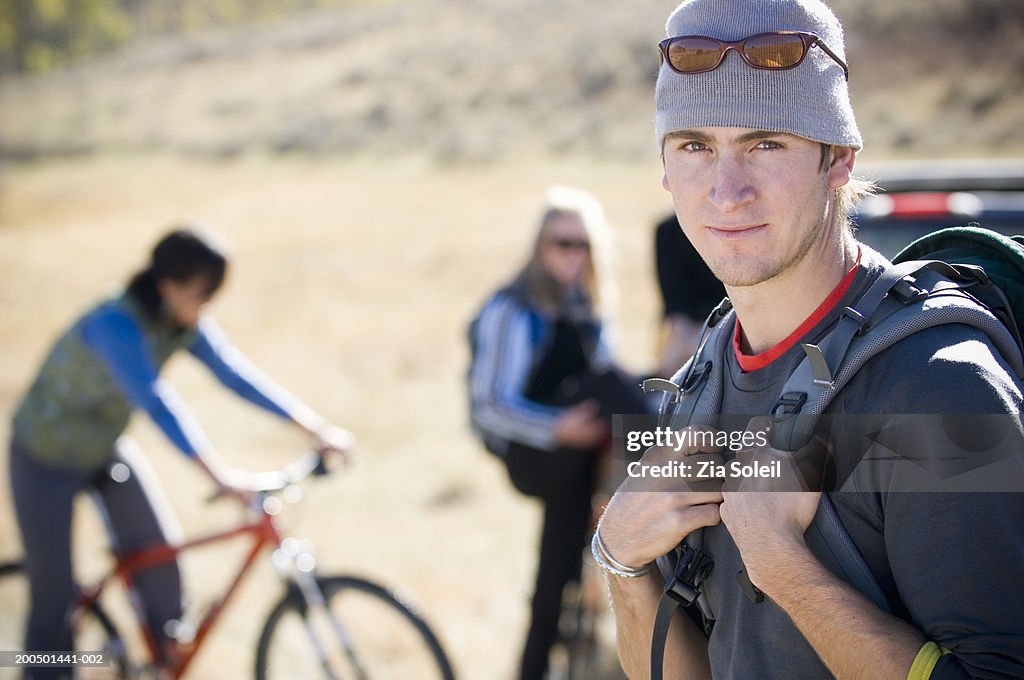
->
[[698, 192, 836, 289]]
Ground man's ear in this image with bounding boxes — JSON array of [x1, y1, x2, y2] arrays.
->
[[827, 146, 856, 190]]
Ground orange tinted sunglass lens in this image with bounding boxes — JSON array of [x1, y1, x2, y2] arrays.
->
[[667, 37, 724, 72], [742, 33, 806, 68]]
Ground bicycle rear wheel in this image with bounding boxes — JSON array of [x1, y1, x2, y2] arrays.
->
[[255, 575, 455, 680], [0, 561, 130, 680]]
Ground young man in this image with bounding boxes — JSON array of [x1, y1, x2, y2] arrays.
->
[[596, 1, 1024, 678]]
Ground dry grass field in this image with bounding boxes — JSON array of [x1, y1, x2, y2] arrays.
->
[[0, 152, 670, 679], [1, 0, 1021, 677]]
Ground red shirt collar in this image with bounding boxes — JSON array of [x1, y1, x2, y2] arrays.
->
[[734, 249, 862, 373]]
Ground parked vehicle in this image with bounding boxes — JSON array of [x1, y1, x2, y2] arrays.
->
[[852, 158, 1024, 257]]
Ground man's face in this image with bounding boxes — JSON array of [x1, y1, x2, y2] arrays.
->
[[661, 127, 852, 289]]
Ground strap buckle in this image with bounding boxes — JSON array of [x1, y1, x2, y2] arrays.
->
[[890, 278, 928, 304], [769, 391, 808, 424], [681, 361, 712, 394], [664, 545, 714, 607]]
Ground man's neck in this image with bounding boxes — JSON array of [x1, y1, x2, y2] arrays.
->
[[728, 238, 858, 355]]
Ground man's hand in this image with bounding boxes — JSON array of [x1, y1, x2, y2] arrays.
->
[[719, 417, 831, 591], [600, 427, 727, 571], [601, 427, 728, 680]]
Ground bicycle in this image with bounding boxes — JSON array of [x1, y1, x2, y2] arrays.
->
[[0, 451, 456, 680]]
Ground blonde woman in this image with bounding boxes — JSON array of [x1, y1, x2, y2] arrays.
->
[[469, 187, 646, 679]]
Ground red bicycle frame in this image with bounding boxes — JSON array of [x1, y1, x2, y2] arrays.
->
[[75, 507, 285, 678]]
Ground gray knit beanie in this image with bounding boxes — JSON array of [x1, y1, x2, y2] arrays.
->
[[655, 0, 862, 150]]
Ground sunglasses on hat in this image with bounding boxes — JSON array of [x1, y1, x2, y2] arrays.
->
[[659, 30, 849, 81]]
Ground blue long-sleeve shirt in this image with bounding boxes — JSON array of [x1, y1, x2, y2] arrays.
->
[[12, 292, 313, 470], [80, 308, 304, 458]]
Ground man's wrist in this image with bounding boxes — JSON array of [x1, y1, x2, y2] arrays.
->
[[592, 527, 653, 579], [742, 536, 816, 597]]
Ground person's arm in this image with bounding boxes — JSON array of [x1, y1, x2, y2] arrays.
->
[[720, 492, 925, 680], [721, 330, 1024, 680], [188, 316, 354, 458], [599, 439, 726, 678], [81, 308, 249, 495], [607, 570, 712, 680], [721, 487, 1024, 680], [655, 217, 691, 321], [468, 295, 562, 450], [189, 316, 324, 432], [653, 218, 715, 376]]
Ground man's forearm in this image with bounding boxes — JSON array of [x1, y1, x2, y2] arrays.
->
[[761, 544, 925, 680], [608, 572, 711, 680]]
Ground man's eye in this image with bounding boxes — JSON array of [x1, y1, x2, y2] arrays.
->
[[756, 140, 782, 150], [682, 141, 709, 152]]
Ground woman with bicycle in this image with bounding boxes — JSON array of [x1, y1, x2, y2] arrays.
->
[[469, 187, 648, 679], [8, 227, 352, 676]]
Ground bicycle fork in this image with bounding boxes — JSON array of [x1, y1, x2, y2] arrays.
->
[[273, 539, 368, 680]]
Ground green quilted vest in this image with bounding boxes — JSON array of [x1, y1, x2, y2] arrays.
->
[[12, 292, 196, 471]]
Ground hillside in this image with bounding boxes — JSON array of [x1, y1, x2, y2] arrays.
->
[[1, 2, 1022, 677], [2, 0, 1023, 164]]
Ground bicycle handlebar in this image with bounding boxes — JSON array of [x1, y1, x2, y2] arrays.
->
[[249, 450, 328, 493], [204, 450, 330, 505]]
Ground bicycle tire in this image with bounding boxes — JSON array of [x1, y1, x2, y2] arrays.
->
[[546, 580, 599, 680], [0, 560, 130, 680], [255, 575, 455, 680]]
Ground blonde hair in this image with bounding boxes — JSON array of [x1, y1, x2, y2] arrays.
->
[[515, 186, 617, 320], [819, 144, 877, 236], [837, 176, 876, 236]]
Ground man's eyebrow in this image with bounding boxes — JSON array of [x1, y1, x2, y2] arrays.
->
[[664, 129, 713, 144], [735, 130, 795, 144], [664, 129, 797, 145]]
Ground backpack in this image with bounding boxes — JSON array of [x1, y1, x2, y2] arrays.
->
[[645, 225, 1024, 680], [466, 288, 544, 457]]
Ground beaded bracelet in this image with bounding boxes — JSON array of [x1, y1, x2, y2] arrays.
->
[[591, 527, 652, 579]]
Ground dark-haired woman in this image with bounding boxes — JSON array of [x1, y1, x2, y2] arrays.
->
[[8, 227, 352, 676]]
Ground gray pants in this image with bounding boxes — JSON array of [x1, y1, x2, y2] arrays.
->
[[9, 438, 183, 679]]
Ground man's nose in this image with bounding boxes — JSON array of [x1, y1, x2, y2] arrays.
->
[[708, 156, 756, 212]]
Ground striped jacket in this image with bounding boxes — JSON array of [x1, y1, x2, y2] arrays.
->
[[468, 285, 613, 455]]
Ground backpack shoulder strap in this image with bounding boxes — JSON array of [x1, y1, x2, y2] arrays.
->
[[644, 296, 735, 432], [807, 493, 893, 614], [644, 299, 733, 680], [770, 259, 1024, 452], [769, 253, 1024, 628]]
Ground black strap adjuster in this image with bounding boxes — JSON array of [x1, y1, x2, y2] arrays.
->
[[769, 391, 808, 423], [664, 545, 714, 607]]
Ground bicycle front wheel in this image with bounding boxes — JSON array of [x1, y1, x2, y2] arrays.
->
[[255, 575, 455, 680]]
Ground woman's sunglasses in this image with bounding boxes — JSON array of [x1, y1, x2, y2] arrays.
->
[[658, 30, 849, 81], [548, 237, 591, 252]]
